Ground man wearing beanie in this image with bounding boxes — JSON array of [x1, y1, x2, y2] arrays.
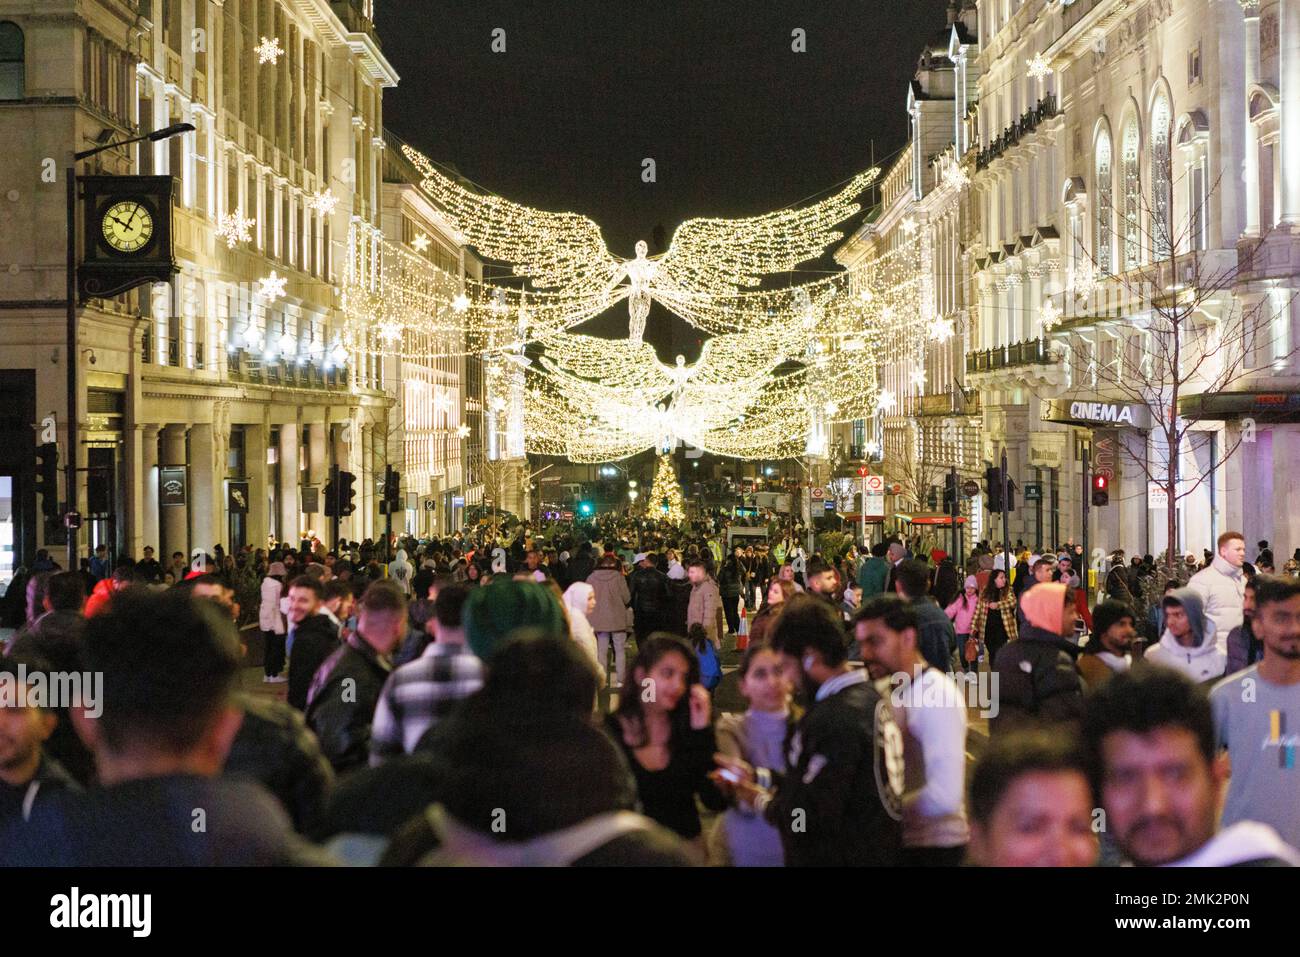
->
[[1077, 601, 1137, 689]]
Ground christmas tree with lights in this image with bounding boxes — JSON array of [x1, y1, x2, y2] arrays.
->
[[649, 454, 686, 524]]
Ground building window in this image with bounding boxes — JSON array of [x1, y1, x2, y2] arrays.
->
[[1189, 159, 1207, 251], [1122, 116, 1142, 270], [1095, 127, 1114, 275], [1187, 41, 1202, 86], [0, 21, 23, 101], [1151, 93, 1173, 259]]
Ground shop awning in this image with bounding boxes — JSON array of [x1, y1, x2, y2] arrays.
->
[[1179, 391, 1300, 422]]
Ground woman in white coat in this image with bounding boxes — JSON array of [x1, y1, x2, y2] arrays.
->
[[561, 582, 605, 688], [259, 561, 288, 683]]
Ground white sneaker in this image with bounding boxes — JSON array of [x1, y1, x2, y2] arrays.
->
[[266, 675, 287, 684]]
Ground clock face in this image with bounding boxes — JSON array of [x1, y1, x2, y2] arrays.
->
[[101, 199, 155, 254]]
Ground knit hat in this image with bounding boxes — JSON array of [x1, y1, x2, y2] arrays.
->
[[963, 575, 978, 590], [267, 561, 287, 577], [1090, 600, 1134, 642]]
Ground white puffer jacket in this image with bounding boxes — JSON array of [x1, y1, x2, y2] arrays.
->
[[1187, 555, 1245, 653], [259, 576, 285, 634]]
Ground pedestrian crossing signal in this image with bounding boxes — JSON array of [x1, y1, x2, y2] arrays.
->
[[1092, 474, 1110, 507]]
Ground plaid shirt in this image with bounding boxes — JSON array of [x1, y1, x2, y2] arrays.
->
[[972, 595, 1019, 644], [368, 642, 484, 766]]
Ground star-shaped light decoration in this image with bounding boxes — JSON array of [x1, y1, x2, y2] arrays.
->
[[864, 440, 882, 457], [901, 216, 919, 236], [308, 189, 339, 216], [378, 321, 402, 344], [911, 368, 928, 391], [928, 317, 956, 342], [411, 232, 432, 253], [256, 36, 284, 65], [1040, 297, 1064, 331], [1027, 52, 1053, 80], [257, 270, 287, 302], [451, 293, 471, 313], [858, 287, 874, 304], [216, 208, 254, 249], [456, 424, 472, 439], [823, 400, 840, 416], [877, 389, 897, 413]]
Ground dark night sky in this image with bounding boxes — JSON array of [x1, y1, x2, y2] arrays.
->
[[377, 0, 954, 357]]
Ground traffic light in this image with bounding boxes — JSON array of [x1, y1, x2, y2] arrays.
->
[[381, 466, 401, 514], [323, 479, 336, 516], [35, 442, 59, 519], [1092, 474, 1110, 507], [1005, 478, 1017, 512], [985, 466, 1003, 512], [942, 472, 958, 514], [338, 470, 357, 516]]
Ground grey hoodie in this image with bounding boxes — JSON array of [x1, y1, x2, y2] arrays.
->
[[1146, 587, 1226, 682]]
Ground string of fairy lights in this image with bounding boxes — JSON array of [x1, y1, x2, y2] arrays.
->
[[333, 145, 940, 461]]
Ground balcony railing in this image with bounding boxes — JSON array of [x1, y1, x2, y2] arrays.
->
[[975, 94, 1059, 171], [966, 337, 1058, 373], [227, 348, 350, 391]]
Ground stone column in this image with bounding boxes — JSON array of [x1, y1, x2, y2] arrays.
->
[[190, 421, 223, 555], [1281, 0, 1300, 225], [1242, 1, 1262, 236], [141, 425, 160, 555], [279, 419, 300, 544], [160, 425, 189, 562], [245, 422, 269, 550]]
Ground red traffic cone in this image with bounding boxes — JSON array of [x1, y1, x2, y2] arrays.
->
[[735, 600, 750, 651]]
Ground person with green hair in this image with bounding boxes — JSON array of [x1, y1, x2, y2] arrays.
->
[[463, 579, 569, 663]]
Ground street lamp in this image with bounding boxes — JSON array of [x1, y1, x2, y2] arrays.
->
[[64, 122, 194, 568]]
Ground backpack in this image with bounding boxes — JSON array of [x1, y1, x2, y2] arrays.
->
[[693, 630, 723, 690]]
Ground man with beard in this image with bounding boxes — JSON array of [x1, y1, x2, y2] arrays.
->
[[1211, 575, 1300, 849], [712, 595, 903, 866], [1076, 600, 1136, 689], [0, 655, 79, 825], [1084, 666, 1300, 866]]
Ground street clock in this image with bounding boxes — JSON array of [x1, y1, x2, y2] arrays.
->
[[77, 175, 179, 300]]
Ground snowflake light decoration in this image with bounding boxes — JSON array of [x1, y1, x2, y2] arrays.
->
[[256, 36, 283, 65], [1027, 53, 1053, 80], [308, 189, 339, 216], [901, 217, 919, 236], [456, 424, 472, 439], [928, 317, 956, 342], [1040, 297, 1063, 331], [411, 232, 432, 253], [216, 208, 254, 249], [943, 163, 970, 191]]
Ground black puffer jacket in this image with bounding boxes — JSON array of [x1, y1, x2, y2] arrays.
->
[[629, 565, 671, 633], [225, 693, 334, 834], [990, 624, 1085, 735]]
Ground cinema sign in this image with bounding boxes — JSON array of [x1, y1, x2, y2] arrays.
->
[[1043, 398, 1152, 429]]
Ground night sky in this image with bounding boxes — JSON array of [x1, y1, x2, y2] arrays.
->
[[377, 0, 954, 358]]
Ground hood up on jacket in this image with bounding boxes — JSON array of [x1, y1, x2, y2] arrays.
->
[[1020, 582, 1066, 635], [1161, 586, 1214, 649]]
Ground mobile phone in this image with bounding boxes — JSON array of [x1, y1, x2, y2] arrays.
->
[[718, 768, 742, 784]]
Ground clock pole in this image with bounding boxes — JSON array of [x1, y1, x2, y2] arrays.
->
[[65, 123, 193, 572], [64, 167, 77, 572]]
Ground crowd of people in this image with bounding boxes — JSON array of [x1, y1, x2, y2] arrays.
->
[[1, 516, 1297, 867]]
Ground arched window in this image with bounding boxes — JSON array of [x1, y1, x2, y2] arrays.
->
[[1095, 126, 1114, 275], [0, 21, 23, 101], [1122, 116, 1142, 270], [1151, 93, 1173, 259]]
